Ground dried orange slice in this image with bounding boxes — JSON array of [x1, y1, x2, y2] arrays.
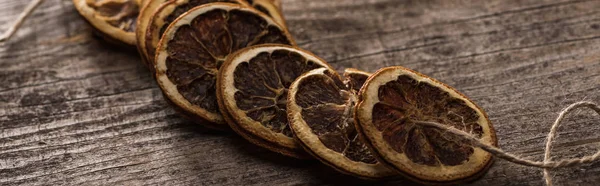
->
[[141, 0, 287, 70], [355, 66, 497, 184], [142, 0, 249, 70], [155, 3, 294, 129], [270, 0, 281, 8], [248, 0, 281, 9], [73, 0, 146, 45], [135, 0, 170, 67], [245, 0, 287, 28], [217, 44, 332, 158], [287, 68, 396, 179]]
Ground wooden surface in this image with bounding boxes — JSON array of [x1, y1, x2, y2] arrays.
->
[[1, 0, 600, 185]]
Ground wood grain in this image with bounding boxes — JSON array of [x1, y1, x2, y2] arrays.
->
[[1, 0, 599, 185]]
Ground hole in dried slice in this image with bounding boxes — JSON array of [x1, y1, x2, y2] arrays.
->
[[355, 66, 498, 184], [143, 0, 249, 70], [217, 44, 330, 158], [343, 68, 371, 93], [288, 68, 396, 179], [73, 0, 146, 45], [135, 0, 170, 69], [155, 3, 294, 129]]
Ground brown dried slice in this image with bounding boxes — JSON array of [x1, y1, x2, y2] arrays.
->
[[288, 68, 396, 179], [246, 0, 281, 9], [217, 44, 331, 158], [270, 0, 281, 8], [135, 0, 170, 67], [355, 66, 498, 184], [245, 0, 287, 28], [155, 3, 294, 129], [73, 0, 146, 45], [143, 0, 248, 70]]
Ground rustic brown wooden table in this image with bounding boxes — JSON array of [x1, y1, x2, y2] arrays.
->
[[1, 0, 599, 185]]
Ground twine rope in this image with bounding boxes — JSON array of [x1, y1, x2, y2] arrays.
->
[[0, 0, 44, 42], [412, 101, 600, 186]]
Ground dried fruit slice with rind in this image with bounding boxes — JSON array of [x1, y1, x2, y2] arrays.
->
[[245, 0, 287, 29], [247, 0, 281, 9], [217, 44, 332, 158], [136, 0, 170, 68], [155, 3, 294, 128], [73, 0, 146, 45], [355, 66, 497, 184], [288, 68, 396, 179], [143, 0, 249, 70], [270, 0, 281, 8]]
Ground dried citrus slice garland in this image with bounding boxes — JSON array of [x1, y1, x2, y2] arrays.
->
[[154, 3, 294, 129], [60, 0, 599, 183], [142, 0, 250, 70], [287, 68, 396, 179], [355, 66, 498, 184], [73, 0, 501, 182], [73, 0, 147, 45], [217, 44, 332, 158]]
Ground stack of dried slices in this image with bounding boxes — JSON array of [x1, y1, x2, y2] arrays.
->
[[73, 0, 498, 184]]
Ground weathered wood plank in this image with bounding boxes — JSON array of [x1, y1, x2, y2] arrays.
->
[[1, 0, 599, 185]]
